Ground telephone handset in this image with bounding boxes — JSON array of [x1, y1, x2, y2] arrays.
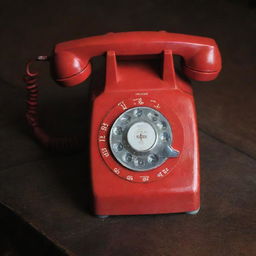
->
[[53, 31, 221, 86], [24, 31, 221, 216]]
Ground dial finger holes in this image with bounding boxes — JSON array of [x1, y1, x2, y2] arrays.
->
[[108, 106, 176, 172], [147, 112, 158, 122], [156, 121, 167, 130], [134, 157, 145, 167], [113, 143, 123, 152], [161, 132, 170, 142], [147, 154, 158, 164], [133, 109, 143, 117], [113, 126, 122, 135], [120, 115, 131, 124], [123, 153, 132, 163]]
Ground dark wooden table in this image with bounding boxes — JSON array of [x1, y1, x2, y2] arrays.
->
[[0, 0, 255, 255]]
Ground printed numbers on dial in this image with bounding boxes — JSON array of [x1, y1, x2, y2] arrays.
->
[[157, 168, 170, 177], [98, 135, 106, 142], [98, 97, 181, 183], [101, 148, 109, 158], [140, 176, 149, 182], [101, 123, 109, 131], [118, 101, 127, 110]]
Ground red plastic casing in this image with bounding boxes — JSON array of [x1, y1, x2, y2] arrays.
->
[[53, 31, 222, 215]]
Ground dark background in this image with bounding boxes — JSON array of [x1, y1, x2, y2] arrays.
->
[[0, 0, 255, 255]]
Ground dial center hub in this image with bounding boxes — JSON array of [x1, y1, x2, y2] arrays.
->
[[127, 121, 156, 152]]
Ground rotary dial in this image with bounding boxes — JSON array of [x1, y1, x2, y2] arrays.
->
[[109, 107, 179, 171]]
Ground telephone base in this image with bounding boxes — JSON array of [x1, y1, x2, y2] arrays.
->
[[186, 208, 200, 215]]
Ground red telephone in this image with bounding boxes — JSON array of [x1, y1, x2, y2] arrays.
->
[[24, 31, 221, 217]]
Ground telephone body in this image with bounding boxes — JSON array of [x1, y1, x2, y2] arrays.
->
[[25, 31, 221, 216]]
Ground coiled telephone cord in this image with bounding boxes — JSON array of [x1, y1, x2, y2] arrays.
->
[[23, 56, 84, 153]]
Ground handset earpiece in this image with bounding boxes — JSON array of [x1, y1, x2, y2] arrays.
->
[[183, 65, 220, 81], [181, 43, 221, 81], [53, 51, 92, 87]]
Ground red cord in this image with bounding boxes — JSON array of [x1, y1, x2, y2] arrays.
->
[[23, 57, 83, 152]]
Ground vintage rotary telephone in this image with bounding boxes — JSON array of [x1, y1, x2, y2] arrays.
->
[[24, 31, 221, 217]]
